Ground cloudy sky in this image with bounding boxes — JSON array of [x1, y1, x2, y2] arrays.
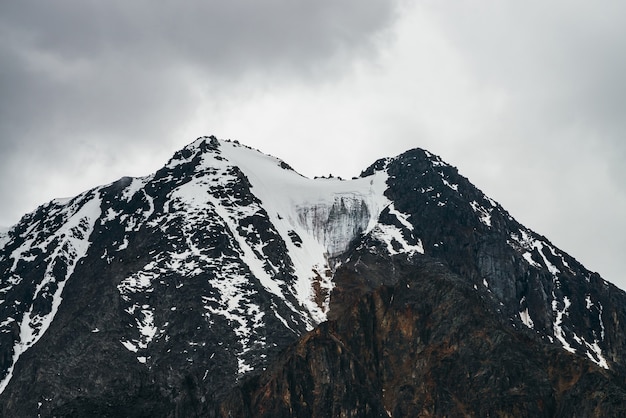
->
[[1, 1, 624, 288]]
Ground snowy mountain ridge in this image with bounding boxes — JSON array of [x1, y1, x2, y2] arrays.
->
[[0, 137, 414, 394], [1, 136, 625, 416]]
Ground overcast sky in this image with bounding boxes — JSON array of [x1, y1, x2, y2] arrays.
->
[[1, 1, 624, 289]]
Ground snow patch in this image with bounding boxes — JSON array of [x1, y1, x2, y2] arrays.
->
[[371, 223, 424, 256], [585, 340, 609, 369], [440, 177, 458, 192], [519, 308, 534, 329], [469, 200, 492, 227], [121, 340, 138, 353], [0, 226, 10, 249], [117, 237, 129, 251], [552, 295, 576, 353], [522, 252, 541, 268], [121, 177, 148, 201], [102, 207, 121, 222], [510, 229, 561, 275], [387, 203, 414, 231]]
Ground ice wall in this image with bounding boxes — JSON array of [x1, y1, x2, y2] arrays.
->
[[296, 194, 370, 257]]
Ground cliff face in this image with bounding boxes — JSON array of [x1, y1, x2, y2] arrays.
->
[[379, 148, 625, 373], [1, 137, 625, 417], [220, 254, 626, 417]]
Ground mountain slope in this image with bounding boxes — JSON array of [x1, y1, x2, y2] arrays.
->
[[1, 136, 625, 416], [376, 148, 624, 370], [219, 254, 626, 417]]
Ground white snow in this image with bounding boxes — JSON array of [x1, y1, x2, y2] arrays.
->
[[9, 236, 38, 272], [519, 308, 534, 329], [597, 300, 606, 341], [568, 307, 609, 369], [535, 241, 560, 276], [102, 207, 121, 222], [117, 265, 163, 359], [0, 192, 102, 394], [510, 229, 562, 275], [219, 140, 392, 325], [521, 252, 540, 268], [134, 137, 424, 379], [388, 203, 414, 231], [2, 138, 489, 386], [371, 223, 424, 256], [116, 237, 129, 251], [518, 297, 534, 329], [509, 228, 608, 363], [552, 295, 576, 354], [0, 226, 10, 249], [511, 227, 609, 365], [585, 340, 609, 369], [118, 270, 155, 297], [296, 195, 371, 258], [441, 178, 458, 191], [117, 155, 277, 370], [207, 189, 291, 306], [121, 177, 148, 201], [469, 200, 492, 227], [424, 151, 449, 168], [121, 340, 138, 353], [136, 308, 156, 346]]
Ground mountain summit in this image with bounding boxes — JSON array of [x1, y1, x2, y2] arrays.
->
[[1, 137, 626, 416]]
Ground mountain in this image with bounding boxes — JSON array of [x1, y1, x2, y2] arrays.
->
[[1, 136, 626, 417]]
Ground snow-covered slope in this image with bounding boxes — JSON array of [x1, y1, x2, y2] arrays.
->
[[0, 190, 102, 393], [0, 137, 415, 396], [218, 140, 392, 320]]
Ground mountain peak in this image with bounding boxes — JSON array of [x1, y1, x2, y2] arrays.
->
[[360, 147, 452, 179], [1, 136, 625, 416]]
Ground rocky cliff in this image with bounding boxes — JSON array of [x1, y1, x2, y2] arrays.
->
[[220, 254, 626, 417]]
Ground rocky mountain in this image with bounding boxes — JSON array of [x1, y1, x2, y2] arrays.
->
[[1, 136, 625, 417]]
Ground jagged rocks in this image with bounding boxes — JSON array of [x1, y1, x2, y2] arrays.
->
[[218, 255, 626, 417]]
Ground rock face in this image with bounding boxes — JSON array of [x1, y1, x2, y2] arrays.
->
[[1, 137, 626, 417], [220, 254, 626, 417]]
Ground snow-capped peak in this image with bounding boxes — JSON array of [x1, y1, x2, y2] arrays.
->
[[210, 139, 392, 323]]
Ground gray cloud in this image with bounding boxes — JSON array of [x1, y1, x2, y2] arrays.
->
[[0, 1, 396, 79], [413, 1, 626, 285], [0, 0, 400, 225], [422, 1, 626, 169]]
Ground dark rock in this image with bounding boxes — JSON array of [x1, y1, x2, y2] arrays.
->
[[219, 255, 626, 417]]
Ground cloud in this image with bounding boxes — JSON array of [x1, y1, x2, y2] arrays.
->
[[413, 1, 626, 284], [0, 0, 401, 225], [0, 1, 398, 80]]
